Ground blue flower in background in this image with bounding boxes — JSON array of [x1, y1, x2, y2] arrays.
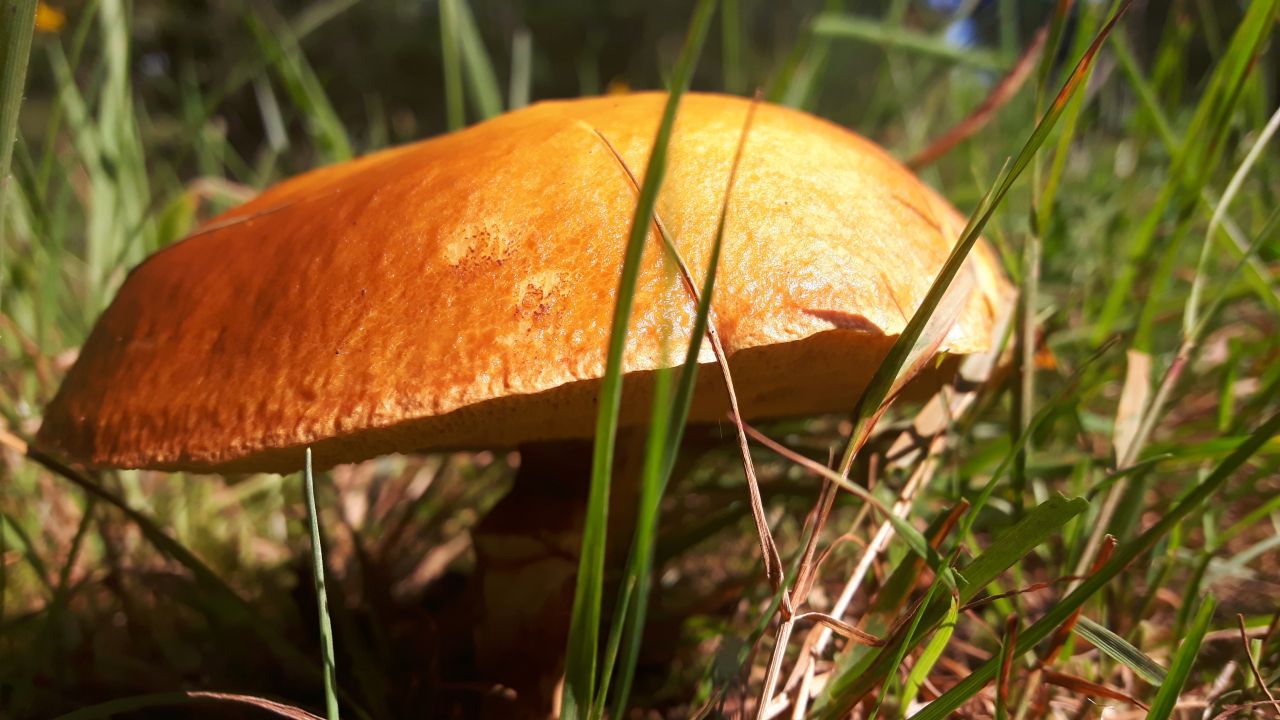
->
[[925, 0, 995, 49], [943, 16, 979, 48]]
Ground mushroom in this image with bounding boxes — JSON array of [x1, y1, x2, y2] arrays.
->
[[38, 92, 1010, 715]]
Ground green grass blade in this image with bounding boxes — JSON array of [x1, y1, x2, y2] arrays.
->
[[720, 0, 744, 94], [1111, 32, 1280, 318], [811, 13, 1011, 70], [439, 0, 465, 130], [303, 449, 340, 720], [246, 10, 352, 162], [559, 2, 716, 717], [508, 28, 531, 110], [814, 494, 1088, 718], [1184, 102, 1280, 335], [596, 364, 672, 720], [0, 0, 37, 296], [1145, 595, 1216, 720], [899, 593, 958, 718], [1093, 0, 1280, 343], [1074, 616, 1167, 686], [956, 495, 1088, 603], [766, 0, 841, 108], [871, 574, 947, 720], [908, 412, 1280, 720], [452, 0, 502, 119]]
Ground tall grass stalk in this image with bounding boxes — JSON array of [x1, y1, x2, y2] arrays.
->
[[0, 0, 38, 294], [560, 2, 716, 717], [303, 449, 341, 720]]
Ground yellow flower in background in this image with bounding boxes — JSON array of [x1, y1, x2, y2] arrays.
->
[[35, 2, 66, 33]]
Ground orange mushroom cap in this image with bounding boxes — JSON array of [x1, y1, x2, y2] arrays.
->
[[38, 92, 1010, 473]]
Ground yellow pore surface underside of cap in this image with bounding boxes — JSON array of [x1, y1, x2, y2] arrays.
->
[[38, 92, 1010, 473]]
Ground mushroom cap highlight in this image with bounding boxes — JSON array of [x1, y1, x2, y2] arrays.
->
[[38, 92, 1010, 473]]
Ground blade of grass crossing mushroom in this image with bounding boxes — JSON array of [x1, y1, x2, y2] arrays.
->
[[593, 362, 673, 719], [836, 1, 1132, 494], [560, 2, 715, 717], [0, 0, 37, 291], [594, 89, 759, 720], [1145, 596, 1218, 720], [907, 413, 1280, 720], [303, 449, 340, 720]]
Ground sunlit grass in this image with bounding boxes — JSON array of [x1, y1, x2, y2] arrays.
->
[[2, 1, 1279, 718]]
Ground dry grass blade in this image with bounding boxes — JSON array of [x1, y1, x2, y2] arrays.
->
[[1238, 614, 1279, 713], [997, 614, 1019, 719], [791, 477, 840, 605], [1040, 669, 1148, 710], [959, 575, 1086, 612], [792, 612, 883, 646], [52, 690, 325, 720], [776, 436, 949, 717], [1044, 534, 1116, 665], [1213, 701, 1280, 720], [1113, 350, 1152, 467]]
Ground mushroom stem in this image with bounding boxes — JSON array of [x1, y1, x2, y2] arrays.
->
[[470, 437, 644, 719]]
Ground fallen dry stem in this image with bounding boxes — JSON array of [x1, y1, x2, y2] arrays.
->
[[1238, 614, 1280, 714]]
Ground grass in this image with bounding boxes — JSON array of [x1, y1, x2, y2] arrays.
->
[[2, 0, 1280, 718]]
